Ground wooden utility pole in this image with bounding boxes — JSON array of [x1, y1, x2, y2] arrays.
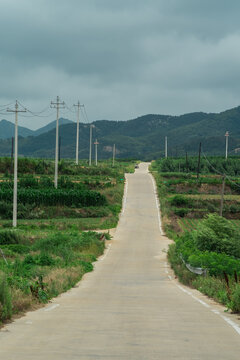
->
[[220, 175, 226, 217]]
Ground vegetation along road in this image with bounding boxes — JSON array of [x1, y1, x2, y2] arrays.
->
[[1, 163, 240, 359]]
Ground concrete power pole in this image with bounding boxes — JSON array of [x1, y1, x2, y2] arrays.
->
[[7, 101, 26, 227], [73, 101, 84, 165], [89, 125, 94, 166], [94, 139, 99, 166], [225, 131, 229, 160], [113, 144, 116, 166], [51, 96, 65, 188], [165, 136, 168, 158]]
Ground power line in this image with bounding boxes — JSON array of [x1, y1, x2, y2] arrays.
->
[[82, 105, 90, 123], [202, 149, 240, 190]]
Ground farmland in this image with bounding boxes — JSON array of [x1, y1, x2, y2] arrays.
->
[[0, 158, 135, 324], [151, 157, 240, 312]]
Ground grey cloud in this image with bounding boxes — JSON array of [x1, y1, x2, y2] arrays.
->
[[1, 0, 240, 128]]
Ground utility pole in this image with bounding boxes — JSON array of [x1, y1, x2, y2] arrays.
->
[[197, 142, 202, 180], [165, 136, 168, 158], [7, 101, 26, 227], [113, 144, 116, 167], [73, 101, 84, 165], [220, 175, 226, 217], [11, 137, 14, 174], [59, 136, 61, 162], [225, 131, 229, 160], [94, 139, 99, 166], [51, 96, 65, 188], [89, 125, 94, 166]]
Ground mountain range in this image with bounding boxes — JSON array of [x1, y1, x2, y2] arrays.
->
[[0, 118, 73, 139], [0, 106, 240, 160]]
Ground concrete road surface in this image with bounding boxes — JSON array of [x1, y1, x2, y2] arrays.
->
[[1, 163, 240, 359]]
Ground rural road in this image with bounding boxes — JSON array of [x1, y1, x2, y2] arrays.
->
[[1, 162, 240, 359]]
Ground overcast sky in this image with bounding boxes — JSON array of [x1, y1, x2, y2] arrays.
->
[[1, 0, 240, 129]]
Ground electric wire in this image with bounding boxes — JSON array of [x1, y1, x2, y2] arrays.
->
[[202, 149, 240, 189]]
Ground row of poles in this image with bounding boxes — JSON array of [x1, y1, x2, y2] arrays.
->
[[7, 96, 117, 227], [164, 132, 230, 160]]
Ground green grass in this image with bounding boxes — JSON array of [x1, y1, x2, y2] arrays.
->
[[0, 158, 135, 324], [0, 228, 106, 324], [178, 218, 240, 233]]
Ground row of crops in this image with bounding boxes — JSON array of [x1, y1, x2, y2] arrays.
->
[[0, 158, 135, 221], [0, 158, 136, 324], [0, 189, 106, 207], [151, 157, 240, 313], [152, 156, 240, 176], [178, 218, 240, 232]]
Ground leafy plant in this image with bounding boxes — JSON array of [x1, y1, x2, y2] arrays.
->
[[0, 274, 12, 321]]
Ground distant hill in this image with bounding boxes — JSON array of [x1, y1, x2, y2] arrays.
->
[[34, 118, 73, 136], [0, 107, 240, 159], [0, 119, 34, 139], [0, 118, 74, 139]]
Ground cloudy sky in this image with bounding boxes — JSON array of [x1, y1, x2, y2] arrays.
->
[[1, 0, 240, 129]]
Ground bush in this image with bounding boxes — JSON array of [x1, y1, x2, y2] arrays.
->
[[230, 284, 240, 313], [192, 276, 228, 305], [193, 214, 240, 258], [0, 274, 12, 321], [173, 207, 189, 217], [169, 195, 191, 207], [0, 201, 12, 219], [19, 175, 38, 188], [0, 230, 23, 245], [2, 244, 30, 254]]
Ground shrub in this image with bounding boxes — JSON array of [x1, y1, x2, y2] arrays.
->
[[2, 244, 30, 254], [173, 208, 189, 217], [193, 214, 240, 258], [19, 175, 38, 188], [192, 276, 228, 305], [230, 284, 240, 313], [169, 195, 191, 207], [0, 230, 23, 245], [0, 201, 12, 219], [0, 274, 12, 321]]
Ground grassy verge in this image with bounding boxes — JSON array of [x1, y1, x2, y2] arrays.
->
[[150, 160, 240, 313], [0, 229, 107, 325], [0, 158, 136, 325]]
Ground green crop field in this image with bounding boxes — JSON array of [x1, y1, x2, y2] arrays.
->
[[151, 157, 240, 313], [0, 158, 136, 325]]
